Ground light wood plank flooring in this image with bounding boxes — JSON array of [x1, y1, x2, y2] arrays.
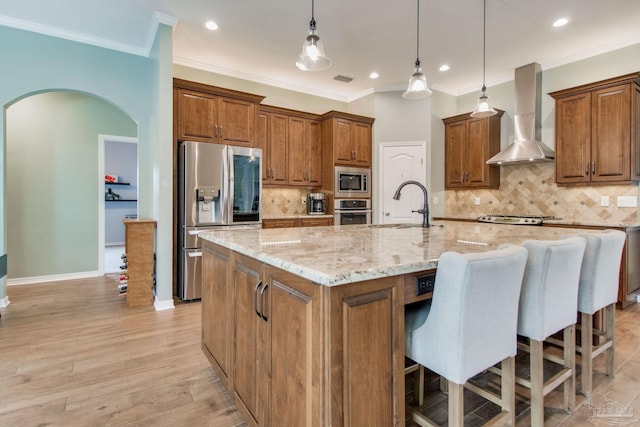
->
[[1, 276, 639, 426], [0, 276, 246, 427]]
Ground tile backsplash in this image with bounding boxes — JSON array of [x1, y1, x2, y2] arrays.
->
[[445, 163, 639, 223], [262, 187, 311, 216]]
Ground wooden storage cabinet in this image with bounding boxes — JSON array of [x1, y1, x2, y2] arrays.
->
[[550, 72, 640, 185], [174, 79, 264, 146], [262, 217, 333, 228], [122, 219, 156, 308], [321, 111, 374, 168], [443, 110, 503, 189], [201, 244, 233, 389], [201, 240, 404, 426], [259, 106, 322, 187]]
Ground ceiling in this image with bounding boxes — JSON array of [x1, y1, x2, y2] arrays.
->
[[1, 0, 640, 102]]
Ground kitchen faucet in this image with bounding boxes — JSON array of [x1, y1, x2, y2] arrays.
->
[[392, 180, 430, 228]]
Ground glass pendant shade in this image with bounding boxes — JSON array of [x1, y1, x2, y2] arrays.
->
[[403, 0, 431, 100], [471, 0, 497, 117], [471, 89, 497, 117], [295, 26, 331, 71], [403, 65, 432, 99]]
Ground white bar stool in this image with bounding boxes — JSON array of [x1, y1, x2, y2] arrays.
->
[[514, 236, 586, 426], [573, 230, 625, 395], [405, 245, 528, 427]]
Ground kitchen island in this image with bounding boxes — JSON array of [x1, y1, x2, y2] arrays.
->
[[198, 221, 604, 427]]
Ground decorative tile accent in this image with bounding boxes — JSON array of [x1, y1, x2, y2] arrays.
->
[[445, 163, 639, 223], [262, 187, 312, 216]]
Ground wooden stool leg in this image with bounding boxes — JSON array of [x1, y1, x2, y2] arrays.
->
[[501, 356, 516, 426], [416, 365, 425, 406], [448, 381, 464, 427], [530, 339, 545, 427], [564, 324, 576, 413], [606, 303, 616, 378], [581, 312, 594, 395]]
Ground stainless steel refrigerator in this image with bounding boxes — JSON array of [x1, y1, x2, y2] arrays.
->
[[178, 141, 262, 301]]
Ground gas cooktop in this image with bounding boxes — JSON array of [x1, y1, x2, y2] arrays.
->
[[477, 214, 557, 225]]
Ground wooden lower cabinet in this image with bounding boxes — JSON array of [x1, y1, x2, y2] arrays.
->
[[201, 240, 404, 426], [262, 217, 333, 229], [201, 244, 233, 389], [233, 254, 267, 426]]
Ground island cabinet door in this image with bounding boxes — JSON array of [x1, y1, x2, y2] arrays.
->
[[201, 243, 233, 389], [233, 254, 267, 427], [264, 267, 323, 427], [328, 277, 404, 427]]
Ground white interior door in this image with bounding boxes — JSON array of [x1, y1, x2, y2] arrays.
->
[[378, 142, 428, 224]]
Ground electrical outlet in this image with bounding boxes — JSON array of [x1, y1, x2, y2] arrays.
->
[[432, 196, 439, 205], [617, 196, 638, 207], [301, 197, 306, 205], [474, 197, 481, 205], [600, 196, 610, 207]]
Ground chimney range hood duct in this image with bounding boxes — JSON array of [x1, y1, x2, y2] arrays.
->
[[486, 63, 554, 165]]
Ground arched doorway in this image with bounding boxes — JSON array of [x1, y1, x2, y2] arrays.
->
[[6, 91, 137, 283]]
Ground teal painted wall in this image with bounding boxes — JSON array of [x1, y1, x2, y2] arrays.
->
[[6, 92, 136, 278], [0, 24, 173, 306]]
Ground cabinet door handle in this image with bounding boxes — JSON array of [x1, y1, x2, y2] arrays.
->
[[586, 162, 590, 175], [592, 162, 596, 174], [254, 280, 263, 318], [214, 124, 218, 138], [219, 125, 223, 139], [259, 283, 269, 321]]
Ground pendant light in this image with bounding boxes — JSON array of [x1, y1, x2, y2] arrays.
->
[[295, 0, 331, 71], [471, 0, 497, 117], [403, 0, 432, 99]]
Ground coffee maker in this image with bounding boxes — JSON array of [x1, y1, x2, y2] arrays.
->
[[307, 192, 326, 215]]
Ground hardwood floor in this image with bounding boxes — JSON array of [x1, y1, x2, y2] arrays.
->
[[1, 277, 638, 426], [0, 276, 246, 427]]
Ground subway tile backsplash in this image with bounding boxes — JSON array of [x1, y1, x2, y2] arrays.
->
[[445, 163, 639, 223]]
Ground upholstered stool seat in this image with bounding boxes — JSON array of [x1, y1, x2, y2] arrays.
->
[[573, 230, 625, 395], [513, 236, 586, 426], [405, 245, 528, 427]]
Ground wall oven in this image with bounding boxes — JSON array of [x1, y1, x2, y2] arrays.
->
[[334, 166, 371, 198], [334, 199, 372, 225]]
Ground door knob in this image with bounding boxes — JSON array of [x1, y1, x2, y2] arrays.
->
[[385, 212, 390, 216]]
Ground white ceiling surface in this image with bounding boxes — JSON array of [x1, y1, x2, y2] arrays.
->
[[1, 0, 640, 101]]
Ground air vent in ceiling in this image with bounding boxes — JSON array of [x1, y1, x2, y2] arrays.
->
[[333, 74, 354, 83]]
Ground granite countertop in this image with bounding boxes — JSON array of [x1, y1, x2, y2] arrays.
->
[[200, 220, 603, 287]]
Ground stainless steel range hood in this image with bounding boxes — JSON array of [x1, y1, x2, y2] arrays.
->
[[486, 63, 555, 165]]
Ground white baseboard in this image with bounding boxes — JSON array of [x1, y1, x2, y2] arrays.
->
[[7, 270, 102, 286], [154, 297, 175, 311], [0, 296, 10, 308]]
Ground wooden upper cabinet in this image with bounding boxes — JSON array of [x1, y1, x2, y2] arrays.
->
[[174, 78, 264, 146], [443, 110, 503, 189], [321, 111, 375, 168], [176, 89, 217, 142], [261, 105, 323, 188], [267, 113, 289, 185], [550, 72, 640, 185]]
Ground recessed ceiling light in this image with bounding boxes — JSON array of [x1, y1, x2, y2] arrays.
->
[[369, 72, 379, 79], [439, 64, 450, 72], [553, 17, 569, 27], [205, 20, 219, 31]]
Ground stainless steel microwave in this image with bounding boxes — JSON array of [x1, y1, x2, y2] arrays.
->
[[334, 166, 371, 198]]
